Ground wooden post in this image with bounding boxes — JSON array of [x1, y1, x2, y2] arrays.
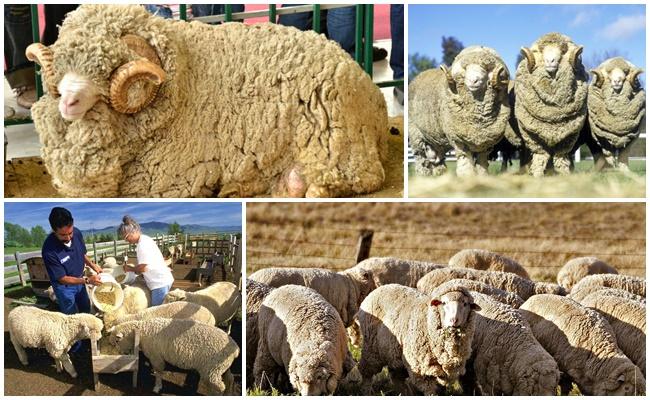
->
[[14, 251, 26, 287], [355, 229, 374, 263], [93, 242, 97, 263], [184, 233, 188, 251], [113, 239, 117, 256]]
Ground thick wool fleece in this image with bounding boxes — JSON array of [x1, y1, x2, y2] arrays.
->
[[569, 287, 646, 304], [570, 274, 646, 298], [347, 257, 444, 288], [556, 256, 618, 291], [245, 279, 274, 385], [104, 301, 215, 330], [31, 4, 388, 198], [163, 281, 241, 326], [429, 279, 524, 308], [448, 249, 530, 279]]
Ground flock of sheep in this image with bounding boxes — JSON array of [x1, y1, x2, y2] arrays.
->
[[7, 257, 243, 395], [410, 32, 646, 177], [247, 250, 646, 395]]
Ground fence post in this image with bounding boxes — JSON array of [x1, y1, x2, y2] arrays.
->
[[93, 242, 97, 263], [355, 229, 374, 263], [184, 233, 188, 250], [14, 251, 26, 286], [113, 239, 117, 256]]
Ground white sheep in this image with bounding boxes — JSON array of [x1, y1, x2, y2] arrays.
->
[[520, 294, 645, 395], [104, 300, 215, 330], [570, 273, 645, 298], [427, 279, 524, 308], [254, 285, 354, 395], [448, 249, 530, 279], [358, 283, 480, 395], [245, 279, 274, 384], [569, 286, 646, 304], [103, 277, 151, 327], [556, 256, 618, 291], [163, 281, 241, 326], [109, 317, 239, 394], [8, 306, 103, 378], [345, 257, 444, 288]]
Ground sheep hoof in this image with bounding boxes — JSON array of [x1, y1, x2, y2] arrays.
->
[[305, 184, 332, 198]]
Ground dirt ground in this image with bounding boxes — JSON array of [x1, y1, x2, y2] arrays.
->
[[4, 287, 242, 396]]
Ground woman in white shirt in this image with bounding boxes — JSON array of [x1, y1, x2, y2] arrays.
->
[[118, 215, 175, 306]]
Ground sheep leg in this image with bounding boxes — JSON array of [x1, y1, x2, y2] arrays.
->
[[253, 340, 280, 390], [617, 145, 632, 172], [358, 348, 384, 394], [552, 154, 571, 175], [454, 148, 475, 177], [593, 153, 607, 172], [60, 353, 78, 378], [600, 148, 616, 170], [218, 180, 270, 198], [475, 152, 490, 176], [406, 368, 439, 395], [529, 152, 550, 177], [10, 334, 29, 366], [147, 354, 167, 393], [199, 368, 228, 395]]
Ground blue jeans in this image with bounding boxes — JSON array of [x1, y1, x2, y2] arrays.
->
[[279, 5, 355, 56], [144, 4, 173, 19], [52, 282, 90, 352], [390, 5, 404, 80], [151, 284, 171, 306], [191, 4, 244, 23]]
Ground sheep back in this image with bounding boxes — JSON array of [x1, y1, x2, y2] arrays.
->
[[570, 274, 645, 298], [418, 268, 537, 300], [165, 281, 241, 326], [556, 256, 618, 291], [448, 249, 530, 279], [429, 279, 524, 308], [348, 257, 444, 287], [106, 301, 215, 329]]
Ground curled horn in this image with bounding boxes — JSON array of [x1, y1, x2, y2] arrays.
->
[[109, 35, 165, 114], [520, 47, 534, 73], [628, 68, 644, 89], [440, 64, 457, 94], [590, 69, 604, 88], [490, 65, 509, 88], [25, 43, 59, 96], [568, 45, 583, 68]]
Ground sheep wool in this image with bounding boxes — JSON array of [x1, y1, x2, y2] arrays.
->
[[569, 286, 646, 304], [104, 301, 215, 330], [520, 294, 645, 395], [429, 279, 524, 308], [164, 281, 241, 326], [448, 249, 530, 279], [345, 257, 444, 288], [245, 279, 274, 385], [409, 46, 511, 176], [556, 256, 618, 291], [570, 273, 645, 298], [30, 4, 388, 198]]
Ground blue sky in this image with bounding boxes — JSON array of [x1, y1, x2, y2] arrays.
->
[[409, 4, 646, 75], [4, 202, 242, 230]]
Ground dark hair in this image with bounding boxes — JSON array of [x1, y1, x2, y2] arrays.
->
[[48, 207, 73, 231]]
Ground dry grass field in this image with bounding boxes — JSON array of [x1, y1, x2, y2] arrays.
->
[[246, 202, 645, 282]]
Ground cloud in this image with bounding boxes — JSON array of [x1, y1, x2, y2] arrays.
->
[[570, 9, 599, 27], [598, 14, 646, 40]]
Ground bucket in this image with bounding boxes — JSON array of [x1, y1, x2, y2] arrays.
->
[[91, 273, 124, 312]]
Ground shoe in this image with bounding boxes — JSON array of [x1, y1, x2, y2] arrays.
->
[[373, 46, 388, 62], [15, 86, 36, 109], [393, 86, 404, 106]]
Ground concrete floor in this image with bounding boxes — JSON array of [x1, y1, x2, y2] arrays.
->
[[4, 39, 402, 160]]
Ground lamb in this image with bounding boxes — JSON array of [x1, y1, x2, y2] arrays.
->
[[570, 274, 645, 298], [459, 292, 559, 395], [109, 317, 239, 394], [345, 257, 444, 288], [103, 277, 151, 327], [163, 281, 241, 326], [409, 46, 511, 176], [27, 4, 388, 198], [588, 57, 645, 171], [514, 32, 588, 176], [427, 279, 524, 308], [569, 286, 646, 304], [8, 306, 104, 378], [448, 249, 530, 279], [556, 256, 618, 291], [254, 285, 354, 395], [103, 300, 215, 330], [580, 292, 646, 375], [358, 283, 480, 395], [520, 294, 645, 395], [248, 266, 375, 326], [417, 268, 565, 300], [245, 279, 274, 385]]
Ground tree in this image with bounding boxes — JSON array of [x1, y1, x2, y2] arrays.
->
[[168, 222, 183, 235], [4, 222, 33, 247], [442, 36, 464, 67], [30, 225, 48, 247], [408, 52, 438, 82]]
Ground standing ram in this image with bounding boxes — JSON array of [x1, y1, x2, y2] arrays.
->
[[409, 46, 511, 176], [514, 32, 588, 176], [27, 4, 388, 198]]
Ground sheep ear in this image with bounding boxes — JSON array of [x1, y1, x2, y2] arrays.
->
[[115, 332, 124, 341], [590, 69, 604, 88], [430, 299, 442, 307], [617, 374, 626, 384], [520, 47, 535, 73], [470, 303, 481, 311], [440, 65, 457, 94]]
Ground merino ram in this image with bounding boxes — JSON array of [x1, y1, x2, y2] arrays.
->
[[588, 57, 645, 171], [515, 32, 588, 176], [409, 46, 511, 176], [28, 4, 388, 198]]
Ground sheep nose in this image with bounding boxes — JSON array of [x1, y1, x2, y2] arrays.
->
[[64, 97, 79, 107]]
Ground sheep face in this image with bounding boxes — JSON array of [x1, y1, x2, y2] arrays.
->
[[163, 289, 186, 303], [591, 58, 644, 94], [464, 64, 488, 94], [290, 342, 339, 395], [109, 326, 136, 354], [292, 366, 336, 396], [609, 68, 626, 92], [520, 33, 583, 78], [594, 367, 645, 396], [446, 46, 510, 97], [78, 315, 104, 341], [542, 45, 562, 74], [431, 291, 480, 328]]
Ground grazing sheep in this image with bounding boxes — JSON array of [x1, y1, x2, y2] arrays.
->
[[28, 4, 388, 198], [8, 306, 103, 378], [109, 317, 239, 394], [570, 274, 645, 298], [254, 285, 354, 395], [245, 279, 274, 385], [460, 292, 559, 395], [248, 266, 375, 326], [346, 257, 444, 288], [409, 46, 511, 176], [417, 268, 565, 300], [428, 279, 524, 308], [580, 292, 646, 375], [588, 57, 646, 171], [358, 283, 480, 395], [520, 294, 645, 395], [448, 249, 530, 279], [556, 256, 618, 291], [569, 286, 646, 304], [164, 281, 241, 326], [514, 32, 588, 176], [104, 301, 215, 330]]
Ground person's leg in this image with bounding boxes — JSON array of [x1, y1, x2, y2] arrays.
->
[[42, 5, 78, 46], [144, 5, 173, 19], [326, 6, 356, 55], [4, 5, 36, 109], [150, 285, 171, 306], [278, 4, 311, 31], [53, 284, 78, 315], [389, 5, 404, 81], [75, 284, 91, 314]]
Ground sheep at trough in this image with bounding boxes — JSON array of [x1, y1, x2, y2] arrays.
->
[[514, 33, 588, 176], [458, 292, 559, 395], [27, 4, 388, 198], [164, 281, 241, 326], [358, 283, 480, 395], [248, 266, 375, 326], [109, 317, 239, 394], [102, 277, 152, 327], [409, 46, 511, 176], [588, 57, 645, 171], [427, 279, 524, 308], [245, 279, 274, 384], [254, 285, 354, 395], [8, 306, 103, 378], [346, 257, 444, 288], [520, 294, 645, 395], [580, 292, 646, 375], [448, 249, 530, 279], [103, 300, 215, 330], [417, 268, 565, 300], [570, 273, 645, 298], [569, 286, 646, 304], [556, 256, 618, 291]]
